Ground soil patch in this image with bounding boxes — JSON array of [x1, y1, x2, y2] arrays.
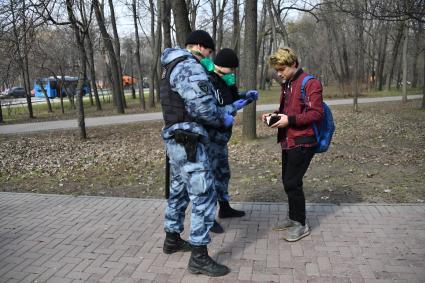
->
[[1, 100, 424, 204]]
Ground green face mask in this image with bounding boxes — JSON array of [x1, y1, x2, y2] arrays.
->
[[200, 57, 214, 72], [222, 73, 236, 86]]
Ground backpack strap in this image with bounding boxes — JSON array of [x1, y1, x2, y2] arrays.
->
[[300, 75, 319, 141], [301, 75, 314, 101]]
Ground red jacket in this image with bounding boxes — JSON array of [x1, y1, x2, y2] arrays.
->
[[276, 69, 323, 150]]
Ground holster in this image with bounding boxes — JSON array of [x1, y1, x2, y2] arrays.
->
[[173, 130, 200, 162]]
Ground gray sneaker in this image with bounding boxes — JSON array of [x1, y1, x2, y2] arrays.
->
[[273, 218, 297, 231], [281, 221, 310, 242]]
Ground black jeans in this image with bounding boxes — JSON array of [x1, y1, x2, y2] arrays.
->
[[282, 147, 315, 226]]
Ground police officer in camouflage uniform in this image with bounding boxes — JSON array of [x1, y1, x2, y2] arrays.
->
[[201, 48, 259, 233], [160, 30, 252, 277]]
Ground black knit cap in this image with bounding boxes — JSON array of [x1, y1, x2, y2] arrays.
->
[[214, 48, 239, 68], [185, 30, 215, 50]]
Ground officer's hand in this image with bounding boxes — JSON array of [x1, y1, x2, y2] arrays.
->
[[245, 90, 259, 101], [223, 113, 234, 128], [233, 98, 253, 110]]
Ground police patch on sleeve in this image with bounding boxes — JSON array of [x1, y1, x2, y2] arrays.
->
[[197, 81, 211, 96]]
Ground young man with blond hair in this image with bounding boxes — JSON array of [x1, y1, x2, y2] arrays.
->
[[262, 47, 323, 242]]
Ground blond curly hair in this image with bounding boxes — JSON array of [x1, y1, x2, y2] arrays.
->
[[268, 47, 299, 68]]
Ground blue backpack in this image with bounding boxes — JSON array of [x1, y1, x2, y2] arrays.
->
[[301, 75, 335, 153]]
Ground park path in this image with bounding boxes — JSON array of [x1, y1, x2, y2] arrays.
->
[[0, 95, 422, 135], [0, 192, 424, 282]]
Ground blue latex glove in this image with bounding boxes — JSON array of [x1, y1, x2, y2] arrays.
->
[[223, 113, 234, 128], [245, 90, 259, 101], [233, 98, 253, 110]]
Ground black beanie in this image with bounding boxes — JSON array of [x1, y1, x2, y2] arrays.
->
[[214, 48, 239, 68], [185, 30, 215, 50]]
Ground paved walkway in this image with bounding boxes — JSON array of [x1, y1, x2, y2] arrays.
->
[[0, 95, 422, 135], [0, 192, 424, 282]]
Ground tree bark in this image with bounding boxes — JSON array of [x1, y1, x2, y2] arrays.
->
[[132, 0, 146, 110], [108, 0, 125, 108], [422, 52, 425, 109], [170, 0, 191, 46], [86, 33, 102, 111], [256, 1, 267, 66], [0, 100, 3, 123], [232, 0, 240, 86], [93, 0, 124, 113], [376, 24, 389, 91], [148, 0, 156, 108], [402, 20, 408, 103], [386, 22, 404, 90], [162, 0, 172, 48], [242, 0, 257, 141], [10, 0, 34, 119], [37, 79, 53, 113], [411, 21, 422, 88], [66, 0, 86, 139], [155, 0, 163, 103], [215, 0, 226, 52], [353, 1, 362, 111]]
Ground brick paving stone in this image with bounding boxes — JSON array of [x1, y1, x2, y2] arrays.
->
[[1, 193, 425, 282]]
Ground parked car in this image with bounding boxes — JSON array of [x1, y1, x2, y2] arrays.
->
[[1, 87, 26, 98]]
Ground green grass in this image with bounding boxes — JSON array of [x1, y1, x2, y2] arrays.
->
[[0, 90, 161, 124], [255, 84, 422, 104], [1, 85, 423, 124]]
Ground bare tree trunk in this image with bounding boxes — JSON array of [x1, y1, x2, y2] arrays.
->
[[187, 0, 200, 30], [10, 0, 34, 119], [58, 80, 64, 114], [170, 0, 191, 46], [210, 0, 217, 51], [411, 21, 422, 88], [256, 1, 267, 65], [376, 24, 389, 91], [162, 0, 172, 48], [148, 0, 156, 108], [86, 33, 102, 111], [132, 0, 146, 110], [271, 1, 289, 46], [267, 0, 278, 51], [66, 0, 86, 139], [37, 79, 53, 113], [155, 0, 163, 103], [353, 1, 362, 111], [386, 22, 404, 90], [93, 0, 124, 113], [259, 34, 267, 90], [242, 0, 257, 141], [108, 0, 126, 108], [232, 0, 240, 86], [402, 20, 408, 103], [0, 100, 3, 123], [216, 0, 226, 52], [422, 50, 425, 109]]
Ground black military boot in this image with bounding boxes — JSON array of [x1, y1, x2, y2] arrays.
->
[[218, 200, 245, 218], [163, 232, 191, 254], [209, 220, 224, 234], [188, 245, 230, 277]]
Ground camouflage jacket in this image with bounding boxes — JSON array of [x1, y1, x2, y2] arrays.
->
[[160, 47, 236, 143]]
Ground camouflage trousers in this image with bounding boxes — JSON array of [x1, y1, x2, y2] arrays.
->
[[164, 138, 217, 246], [207, 142, 231, 202]]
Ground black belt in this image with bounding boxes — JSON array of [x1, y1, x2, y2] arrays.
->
[[295, 135, 316, 145]]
